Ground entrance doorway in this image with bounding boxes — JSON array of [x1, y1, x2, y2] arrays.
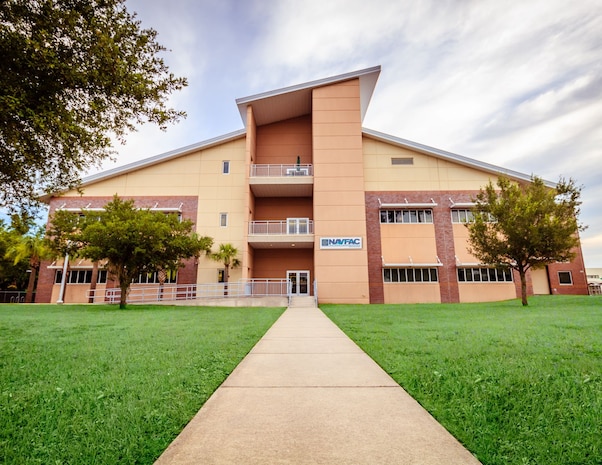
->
[[288, 270, 310, 296]]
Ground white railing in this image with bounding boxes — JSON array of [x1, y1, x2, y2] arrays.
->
[[87, 279, 291, 304], [250, 164, 313, 177], [248, 220, 314, 235]]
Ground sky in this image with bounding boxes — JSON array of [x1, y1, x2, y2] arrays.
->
[[97, 0, 602, 267]]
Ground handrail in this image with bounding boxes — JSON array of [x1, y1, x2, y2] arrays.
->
[[248, 220, 314, 235], [250, 164, 313, 177], [87, 279, 291, 304]]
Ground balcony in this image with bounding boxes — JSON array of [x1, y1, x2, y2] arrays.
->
[[248, 219, 314, 249], [249, 164, 313, 197]]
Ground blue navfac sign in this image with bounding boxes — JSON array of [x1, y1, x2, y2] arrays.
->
[[320, 237, 363, 249]]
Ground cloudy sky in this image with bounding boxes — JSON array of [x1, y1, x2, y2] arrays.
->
[[106, 0, 602, 266]]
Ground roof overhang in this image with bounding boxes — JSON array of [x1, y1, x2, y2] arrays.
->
[[236, 66, 381, 127]]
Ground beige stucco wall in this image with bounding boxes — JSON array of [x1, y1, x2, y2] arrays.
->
[[380, 223, 438, 264], [312, 79, 370, 304], [458, 283, 517, 302], [383, 283, 441, 304], [363, 137, 497, 191], [60, 138, 248, 285]]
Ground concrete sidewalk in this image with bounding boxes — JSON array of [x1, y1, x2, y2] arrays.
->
[[154, 305, 481, 464]]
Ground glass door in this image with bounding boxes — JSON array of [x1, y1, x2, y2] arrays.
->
[[287, 218, 309, 234], [287, 270, 310, 296]]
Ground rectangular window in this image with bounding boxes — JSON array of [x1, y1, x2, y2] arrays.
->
[[457, 267, 513, 283], [222, 160, 230, 174], [558, 271, 573, 285], [220, 213, 228, 227], [451, 209, 495, 223], [133, 270, 177, 284], [383, 268, 438, 283], [379, 209, 433, 224], [218, 269, 225, 283], [391, 157, 414, 165]]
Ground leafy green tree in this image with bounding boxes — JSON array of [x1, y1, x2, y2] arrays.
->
[[210, 243, 241, 295], [0, 0, 187, 209], [53, 196, 213, 308], [466, 176, 584, 306], [5, 227, 51, 302]]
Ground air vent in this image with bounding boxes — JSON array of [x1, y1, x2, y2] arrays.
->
[[391, 157, 414, 165]]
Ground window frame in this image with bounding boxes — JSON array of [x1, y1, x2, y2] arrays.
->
[[383, 267, 439, 283], [222, 160, 230, 175], [379, 209, 434, 224], [457, 267, 513, 283], [557, 271, 573, 285]]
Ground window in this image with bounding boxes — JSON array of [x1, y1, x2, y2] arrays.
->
[[380, 209, 433, 224], [220, 213, 228, 227], [558, 271, 573, 285], [54, 269, 108, 284], [133, 270, 177, 284], [391, 157, 414, 165], [383, 268, 438, 283], [222, 160, 230, 174], [217, 269, 225, 283], [457, 267, 513, 283], [451, 209, 495, 223], [451, 209, 474, 223]]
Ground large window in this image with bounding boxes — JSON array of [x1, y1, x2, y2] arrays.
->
[[383, 268, 439, 283], [55, 269, 108, 284], [457, 267, 513, 283], [380, 209, 433, 224], [133, 270, 177, 284]]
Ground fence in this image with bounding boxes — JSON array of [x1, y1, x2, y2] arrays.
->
[[87, 279, 290, 304], [0, 291, 29, 303]]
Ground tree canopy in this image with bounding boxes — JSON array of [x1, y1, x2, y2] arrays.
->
[[47, 196, 212, 308], [0, 0, 187, 209], [466, 176, 584, 306]]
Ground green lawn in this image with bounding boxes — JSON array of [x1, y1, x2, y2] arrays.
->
[[0, 304, 284, 464], [322, 296, 601, 465]]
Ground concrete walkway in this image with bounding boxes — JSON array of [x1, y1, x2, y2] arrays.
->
[[154, 304, 481, 464]]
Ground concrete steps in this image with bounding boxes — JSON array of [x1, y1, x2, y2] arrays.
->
[[288, 295, 316, 308]]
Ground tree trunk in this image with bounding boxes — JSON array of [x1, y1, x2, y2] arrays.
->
[[88, 262, 99, 303], [119, 280, 129, 309], [25, 266, 37, 303], [519, 268, 529, 306], [223, 264, 229, 296]]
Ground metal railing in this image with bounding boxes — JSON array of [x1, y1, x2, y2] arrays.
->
[[250, 164, 313, 177], [0, 291, 28, 303], [87, 279, 291, 304], [248, 220, 314, 235]]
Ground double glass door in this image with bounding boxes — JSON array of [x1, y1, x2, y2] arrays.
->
[[287, 218, 309, 234], [288, 270, 309, 296]]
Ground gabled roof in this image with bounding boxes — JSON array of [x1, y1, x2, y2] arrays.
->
[[40, 129, 246, 201], [362, 128, 554, 187], [236, 66, 381, 126]]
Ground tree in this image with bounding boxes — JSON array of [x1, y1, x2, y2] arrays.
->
[[5, 227, 51, 302], [210, 243, 241, 295], [466, 176, 584, 306], [0, 0, 187, 210], [47, 196, 213, 308]]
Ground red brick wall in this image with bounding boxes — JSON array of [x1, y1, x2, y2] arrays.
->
[[37, 196, 199, 303]]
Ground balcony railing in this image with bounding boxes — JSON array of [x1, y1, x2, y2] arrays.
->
[[250, 164, 313, 177], [249, 220, 314, 235]]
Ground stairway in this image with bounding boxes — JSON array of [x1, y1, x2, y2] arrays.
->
[[288, 295, 317, 308]]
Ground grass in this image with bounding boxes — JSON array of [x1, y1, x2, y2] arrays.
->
[[322, 296, 601, 465], [0, 304, 284, 464]]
